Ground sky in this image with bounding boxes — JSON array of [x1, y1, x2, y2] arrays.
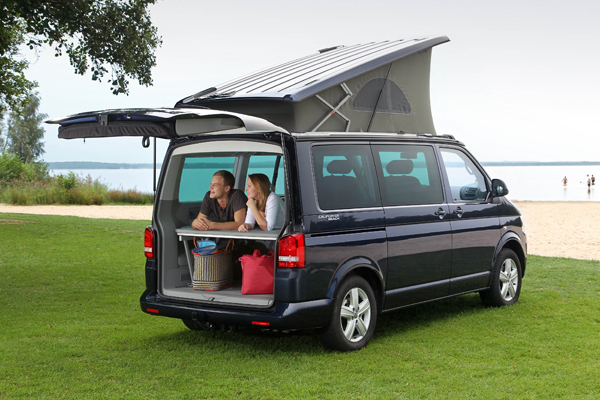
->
[[16, 0, 600, 164]]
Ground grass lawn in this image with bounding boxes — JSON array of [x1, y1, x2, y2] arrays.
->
[[0, 213, 599, 399]]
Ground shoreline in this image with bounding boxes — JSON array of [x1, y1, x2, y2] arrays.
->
[[1, 201, 599, 261]]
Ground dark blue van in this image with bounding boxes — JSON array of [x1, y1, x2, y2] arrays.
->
[[50, 37, 526, 351]]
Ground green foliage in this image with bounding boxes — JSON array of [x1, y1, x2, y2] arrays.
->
[[0, 151, 49, 185], [0, 165, 153, 205], [4, 91, 47, 162], [107, 188, 154, 204], [0, 0, 161, 113], [0, 152, 27, 183], [0, 20, 36, 117], [0, 216, 599, 399], [55, 171, 78, 190], [1, 172, 107, 205], [24, 158, 49, 181], [68, 174, 109, 205]]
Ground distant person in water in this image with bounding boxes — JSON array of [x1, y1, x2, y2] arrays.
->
[[588, 175, 591, 188], [562, 176, 568, 186], [592, 175, 596, 185]]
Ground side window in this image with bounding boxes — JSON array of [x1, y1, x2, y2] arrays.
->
[[178, 157, 236, 202], [372, 145, 443, 206], [246, 155, 285, 197], [440, 148, 489, 203], [312, 144, 380, 210]]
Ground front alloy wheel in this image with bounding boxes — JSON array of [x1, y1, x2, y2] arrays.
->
[[499, 257, 519, 302], [480, 248, 522, 307]]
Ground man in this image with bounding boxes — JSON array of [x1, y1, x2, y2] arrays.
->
[[192, 170, 247, 231]]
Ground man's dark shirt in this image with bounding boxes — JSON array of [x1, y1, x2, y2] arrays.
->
[[199, 189, 247, 222]]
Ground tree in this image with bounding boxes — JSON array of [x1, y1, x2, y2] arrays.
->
[[0, 118, 4, 149], [0, 21, 36, 117], [0, 0, 161, 115], [4, 92, 47, 162]]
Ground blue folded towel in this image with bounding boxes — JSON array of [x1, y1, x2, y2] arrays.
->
[[192, 239, 217, 255]]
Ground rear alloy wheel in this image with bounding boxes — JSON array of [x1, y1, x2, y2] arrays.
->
[[480, 248, 522, 307], [318, 275, 377, 352]]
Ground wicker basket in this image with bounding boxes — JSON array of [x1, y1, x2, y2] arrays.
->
[[192, 240, 233, 291]]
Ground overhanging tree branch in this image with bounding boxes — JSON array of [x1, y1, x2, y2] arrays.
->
[[0, 0, 162, 111]]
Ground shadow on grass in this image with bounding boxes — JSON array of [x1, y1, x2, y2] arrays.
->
[[374, 293, 485, 339], [137, 293, 487, 354], [144, 324, 325, 355]]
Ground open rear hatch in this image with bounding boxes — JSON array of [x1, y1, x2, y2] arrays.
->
[[48, 107, 289, 139], [48, 107, 290, 308]]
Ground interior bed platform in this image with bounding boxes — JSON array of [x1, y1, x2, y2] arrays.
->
[[159, 227, 280, 307]]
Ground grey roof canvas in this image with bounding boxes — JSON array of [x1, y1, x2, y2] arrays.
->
[[176, 36, 450, 135], [179, 36, 449, 103]]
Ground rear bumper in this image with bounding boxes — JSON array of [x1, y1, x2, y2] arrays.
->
[[140, 290, 332, 329]]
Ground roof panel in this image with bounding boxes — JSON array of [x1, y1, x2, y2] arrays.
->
[[179, 36, 449, 104]]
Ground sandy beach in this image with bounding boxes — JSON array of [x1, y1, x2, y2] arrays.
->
[[1, 201, 599, 261]]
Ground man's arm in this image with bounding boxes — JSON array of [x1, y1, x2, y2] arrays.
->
[[204, 208, 246, 230], [192, 212, 210, 230]]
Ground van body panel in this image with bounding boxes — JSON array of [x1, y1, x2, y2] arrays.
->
[[384, 211, 453, 309], [140, 290, 333, 329], [303, 230, 387, 301]]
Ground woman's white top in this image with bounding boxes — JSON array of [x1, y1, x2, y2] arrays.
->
[[244, 192, 285, 231]]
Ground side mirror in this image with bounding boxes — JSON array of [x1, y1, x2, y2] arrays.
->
[[492, 179, 509, 197]]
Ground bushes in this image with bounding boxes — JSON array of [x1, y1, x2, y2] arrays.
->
[[0, 152, 49, 184], [0, 153, 28, 183], [0, 155, 154, 205], [55, 171, 78, 190], [1, 174, 106, 205], [107, 188, 154, 204]]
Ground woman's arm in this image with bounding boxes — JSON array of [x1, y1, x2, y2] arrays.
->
[[245, 193, 281, 231], [250, 196, 269, 231], [239, 206, 256, 232], [263, 192, 283, 231]]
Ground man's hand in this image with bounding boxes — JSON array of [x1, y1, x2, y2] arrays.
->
[[192, 217, 211, 231]]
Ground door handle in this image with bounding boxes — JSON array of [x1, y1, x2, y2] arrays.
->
[[454, 207, 464, 218], [434, 208, 446, 219]]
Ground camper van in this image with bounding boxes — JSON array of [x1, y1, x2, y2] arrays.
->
[[50, 37, 527, 351]]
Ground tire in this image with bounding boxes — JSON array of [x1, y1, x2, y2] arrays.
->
[[480, 248, 522, 307], [182, 318, 213, 331], [318, 275, 377, 352]]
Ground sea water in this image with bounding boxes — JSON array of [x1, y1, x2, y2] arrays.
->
[[485, 165, 599, 201], [51, 165, 600, 202]]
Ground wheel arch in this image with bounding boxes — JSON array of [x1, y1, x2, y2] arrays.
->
[[326, 257, 385, 314], [494, 232, 527, 277]]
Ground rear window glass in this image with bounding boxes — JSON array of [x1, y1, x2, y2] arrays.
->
[[179, 157, 236, 202], [312, 144, 380, 210]]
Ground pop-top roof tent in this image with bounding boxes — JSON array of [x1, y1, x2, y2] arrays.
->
[[177, 36, 449, 134]]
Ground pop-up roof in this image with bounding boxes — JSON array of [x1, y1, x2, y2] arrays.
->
[[177, 36, 449, 134]]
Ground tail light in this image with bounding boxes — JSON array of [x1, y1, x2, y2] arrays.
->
[[278, 234, 305, 268], [144, 226, 154, 259]]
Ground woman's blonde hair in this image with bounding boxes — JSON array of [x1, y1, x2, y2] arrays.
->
[[248, 173, 272, 211]]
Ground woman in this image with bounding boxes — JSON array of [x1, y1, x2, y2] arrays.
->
[[238, 173, 284, 232]]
